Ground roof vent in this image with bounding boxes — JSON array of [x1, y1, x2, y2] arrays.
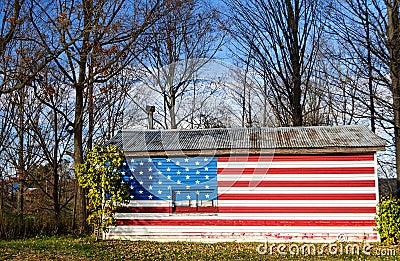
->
[[146, 105, 155, 129]]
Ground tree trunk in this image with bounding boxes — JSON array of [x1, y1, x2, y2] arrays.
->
[[52, 98, 61, 232], [287, 0, 303, 127], [74, 82, 87, 233], [365, 5, 376, 132], [387, 0, 400, 190], [169, 89, 177, 129], [17, 89, 25, 220], [0, 178, 3, 215], [74, 0, 94, 233], [170, 106, 177, 129], [87, 48, 97, 150], [87, 72, 94, 150]]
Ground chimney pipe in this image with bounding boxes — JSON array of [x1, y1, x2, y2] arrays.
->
[[146, 105, 155, 129]]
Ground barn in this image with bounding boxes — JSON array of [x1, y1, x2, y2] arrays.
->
[[105, 125, 386, 242]]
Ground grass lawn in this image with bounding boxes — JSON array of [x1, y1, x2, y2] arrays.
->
[[0, 236, 399, 260]]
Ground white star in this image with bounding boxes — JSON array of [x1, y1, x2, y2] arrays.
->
[[167, 185, 171, 189], [185, 175, 190, 179], [205, 194, 210, 198], [195, 180, 200, 184], [176, 191, 181, 194], [148, 185, 153, 190], [177, 180, 181, 184], [121, 171, 126, 175], [205, 185, 209, 189], [204, 167, 208, 171], [148, 195, 153, 199], [130, 158, 135, 163], [177, 170, 181, 175], [205, 175, 209, 179], [158, 171, 162, 175], [167, 175, 171, 180], [130, 195, 134, 199], [130, 185, 134, 189], [186, 185, 191, 190], [175, 161, 180, 165], [139, 171, 143, 175], [166, 158, 171, 162], [130, 176, 134, 180], [148, 167, 153, 172], [121, 180, 124, 184], [186, 195, 191, 199], [196, 170, 200, 175], [158, 180, 162, 185], [184, 158, 189, 162], [148, 175, 153, 180], [130, 168, 135, 172], [139, 180, 144, 185], [195, 161, 200, 165], [196, 190, 200, 195], [148, 158, 152, 162], [123, 162, 127, 166], [167, 167, 171, 172], [167, 195, 171, 199], [139, 161, 144, 165], [158, 161, 162, 165], [139, 190, 143, 194], [204, 157, 208, 161], [158, 190, 162, 194], [185, 167, 189, 171]]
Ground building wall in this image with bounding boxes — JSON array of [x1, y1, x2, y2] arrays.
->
[[106, 153, 379, 242]]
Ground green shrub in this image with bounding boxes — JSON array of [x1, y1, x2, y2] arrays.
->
[[375, 196, 400, 244], [0, 213, 66, 240]]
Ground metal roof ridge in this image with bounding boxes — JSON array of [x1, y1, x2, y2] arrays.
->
[[120, 124, 369, 133]]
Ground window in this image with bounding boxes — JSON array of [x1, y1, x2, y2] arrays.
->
[[172, 189, 217, 214]]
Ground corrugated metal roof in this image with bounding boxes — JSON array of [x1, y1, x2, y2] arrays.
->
[[107, 125, 386, 152]]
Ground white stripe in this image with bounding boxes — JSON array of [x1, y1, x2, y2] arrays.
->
[[217, 174, 376, 181], [218, 161, 375, 168], [218, 187, 375, 194], [115, 213, 376, 220], [108, 226, 376, 233], [126, 200, 171, 207]]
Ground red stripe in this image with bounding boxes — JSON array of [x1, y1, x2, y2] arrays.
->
[[172, 206, 218, 213], [118, 206, 376, 214], [218, 193, 376, 200], [218, 155, 374, 162], [218, 180, 376, 187], [217, 167, 375, 175], [116, 219, 375, 227], [218, 206, 376, 213]]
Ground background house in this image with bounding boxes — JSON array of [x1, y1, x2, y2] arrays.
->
[[106, 125, 385, 242]]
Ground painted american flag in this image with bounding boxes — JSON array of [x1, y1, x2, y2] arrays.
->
[[108, 154, 379, 242], [119, 156, 218, 202]]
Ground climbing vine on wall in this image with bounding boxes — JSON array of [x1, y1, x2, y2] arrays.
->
[[76, 145, 128, 234]]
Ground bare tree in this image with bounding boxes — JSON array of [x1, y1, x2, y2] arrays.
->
[[137, 0, 224, 129], [325, 0, 400, 189], [27, 72, 75, 232], [27, 0, 169, 232], [226, 0, 324, 126]]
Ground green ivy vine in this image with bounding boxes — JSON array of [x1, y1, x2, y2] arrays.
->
[[75, 145, 129, 234]]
